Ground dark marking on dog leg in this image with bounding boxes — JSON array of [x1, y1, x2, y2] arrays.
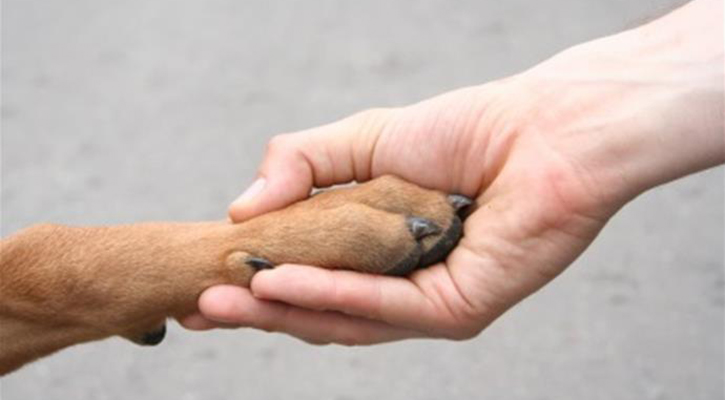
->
[[140, 324, 166, 346]]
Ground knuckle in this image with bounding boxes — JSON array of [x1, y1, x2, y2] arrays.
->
[[265, 133, 294, 155], [301, 337, 332, 346], [430, 317, 485, 341], [329, 323, 362, 347], [351, 107, 393, 124], [439, 324, 482, 341], [335, 335, 360, 347]]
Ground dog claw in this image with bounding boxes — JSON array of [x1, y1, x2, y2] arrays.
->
[[140, 324, 166, 346], [406, 217, 441, 240], [448, 194, 472, 211], [246, 257, 275, 270]]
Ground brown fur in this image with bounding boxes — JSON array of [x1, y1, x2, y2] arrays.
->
[[0, 175, 467, 375]]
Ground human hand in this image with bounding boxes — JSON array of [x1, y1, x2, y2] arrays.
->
[[180, 0, 723, 344]]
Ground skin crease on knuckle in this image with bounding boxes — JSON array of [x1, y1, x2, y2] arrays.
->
[[264, 135, 311, 179]]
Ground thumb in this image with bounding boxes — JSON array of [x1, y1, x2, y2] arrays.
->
[[228, 108, 396, 222]]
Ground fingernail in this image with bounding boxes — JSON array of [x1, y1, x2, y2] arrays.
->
[[232, 178, 266, 206]]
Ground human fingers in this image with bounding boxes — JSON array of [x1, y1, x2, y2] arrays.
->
[[178, 312, 218, 331], [248, 264, 486, 340], [195, 284, 422, 345], [228, 109, 395, 223]]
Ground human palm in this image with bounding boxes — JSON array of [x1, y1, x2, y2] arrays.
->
[[355, 82, 613, 338]]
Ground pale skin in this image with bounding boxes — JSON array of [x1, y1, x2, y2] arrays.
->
[[181, 0, 724, 344]]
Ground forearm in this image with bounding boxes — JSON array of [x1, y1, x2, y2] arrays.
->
[[519, 0, 723, 206], [0, 221, 244, 374]]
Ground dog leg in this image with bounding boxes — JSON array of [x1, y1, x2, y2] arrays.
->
[[0, 175, 471, 374]]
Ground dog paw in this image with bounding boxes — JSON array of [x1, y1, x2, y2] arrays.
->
[[306, 175, 472, 274], [91, 176, 469, 347], [234, 175, 472, 276]]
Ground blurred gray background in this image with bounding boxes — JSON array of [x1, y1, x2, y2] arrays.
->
[[1, 0, 723, 399]]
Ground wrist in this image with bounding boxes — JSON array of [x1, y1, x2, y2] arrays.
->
[[514, 0, 723, 209]]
